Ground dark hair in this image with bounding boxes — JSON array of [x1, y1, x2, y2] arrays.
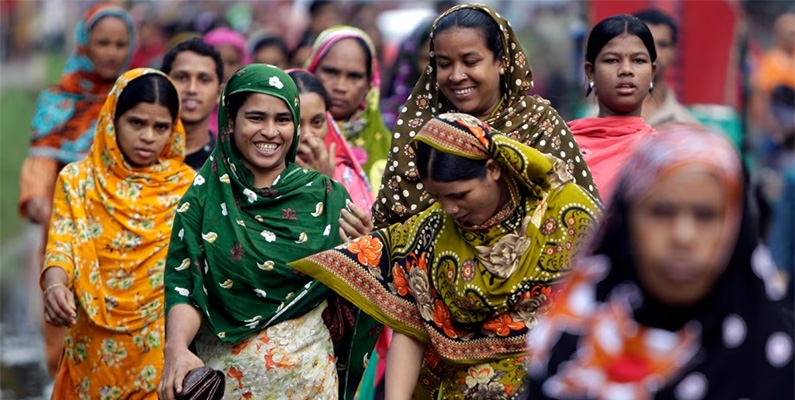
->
[[160, 38, 224, 84], [434, 8, 504, 61], [253, 36, 289, 59], [225, 92, 253, 124], [309, 0, 333, 17], [585, 14, 657, 96], [634, 8, 678, 44], [289, 70, 331, 110], [115, 74, 180, 123], [415, 141, 488, 182]]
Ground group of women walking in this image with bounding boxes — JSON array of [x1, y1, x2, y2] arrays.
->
[[23, 2, 792, 399]]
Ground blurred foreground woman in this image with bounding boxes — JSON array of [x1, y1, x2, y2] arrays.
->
[[528, 129, 794, 399]]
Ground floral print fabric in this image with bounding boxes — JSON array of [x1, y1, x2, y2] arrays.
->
[[196, 302, 338, 400], [291, 114, 601, 397], [42, 68, 194, 399]]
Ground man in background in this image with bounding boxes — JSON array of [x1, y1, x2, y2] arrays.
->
[[160, 38, 223, 170]]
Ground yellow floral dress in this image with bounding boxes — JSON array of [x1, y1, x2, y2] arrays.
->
[[42, 69, 194, 399]]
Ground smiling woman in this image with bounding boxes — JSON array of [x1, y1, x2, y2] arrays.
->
[[160, 65, 377, 400], [373, 4, 599, 231]]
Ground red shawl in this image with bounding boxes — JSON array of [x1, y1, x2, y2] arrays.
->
[[569, 116, 656, 202]]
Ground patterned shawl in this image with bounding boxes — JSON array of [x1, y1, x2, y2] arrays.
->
[[528, 130, 793, 399], [291, 113, 600, 365], [43, 68, 194, 331], [372, 4, 599, 229], [28, 3, 136, 163], [305, 25, 391, 184], [164, 64, 351, 343]]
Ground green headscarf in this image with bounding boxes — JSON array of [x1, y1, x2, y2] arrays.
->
[[165, 64, 351, 343]]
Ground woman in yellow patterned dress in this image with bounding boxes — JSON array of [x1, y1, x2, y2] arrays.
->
[[291, 113, 601, 399], [40, 68, 194, 399]]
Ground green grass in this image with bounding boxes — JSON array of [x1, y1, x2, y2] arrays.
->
[[0, 52, 66, 261]]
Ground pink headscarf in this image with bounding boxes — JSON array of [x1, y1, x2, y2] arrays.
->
[[203, 27, 251, 65], [203, 27, 251, 135]]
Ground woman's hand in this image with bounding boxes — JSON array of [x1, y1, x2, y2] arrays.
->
[[26, 196, 51, 225], [158, 304, 204, 400], [42, 267, 75, 327], [296, 134, 336, 178], [339, 200, 373, 242], [158, 343, 205, 400], [43, 283, 76, 327]]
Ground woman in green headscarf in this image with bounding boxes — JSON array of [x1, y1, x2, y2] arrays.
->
[[291, 112, 601, 399], [158, 64, 371, 399]]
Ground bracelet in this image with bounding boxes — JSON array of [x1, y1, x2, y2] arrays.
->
[[43, 282, 67, 295]]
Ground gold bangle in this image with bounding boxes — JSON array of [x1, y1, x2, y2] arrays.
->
[[43, 282, 67, 295]]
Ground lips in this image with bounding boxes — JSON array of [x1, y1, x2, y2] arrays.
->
[[253, 141, 280, 156], [183, 99, 201, 111], [450, 87, 475, 99], [330, 98, 347, 109], [616, 82, 637, 95], [134, 148, 156, 160], [659, 260, 700, 284]]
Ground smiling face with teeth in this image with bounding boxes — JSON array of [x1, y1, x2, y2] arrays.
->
[[434, 27, 503, 121], [585, 33, 655, 118], [230, 93, 296, 188]]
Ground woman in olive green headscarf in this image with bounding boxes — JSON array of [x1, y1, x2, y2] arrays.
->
[[292, 112, 601, 399], [159, 64, 369, 399]]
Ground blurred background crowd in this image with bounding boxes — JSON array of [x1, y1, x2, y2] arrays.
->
[[0, 0, 792, 397]]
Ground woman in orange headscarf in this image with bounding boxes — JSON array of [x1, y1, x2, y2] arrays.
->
[[41, 69, 193, 399]]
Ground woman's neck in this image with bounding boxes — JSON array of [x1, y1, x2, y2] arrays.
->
[[598, 105, 643, 118]]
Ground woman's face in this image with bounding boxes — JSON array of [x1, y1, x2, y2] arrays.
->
[[586, 33, 655, 118], [423, 159, 504, 226], [86, 16, 130, 81], [299, 92, 328, 141], [216, 44, 243, 84], [629, 167, 728, 307], [434, 27, 503, 121], [314, 38, 370, 121], [116, 102, 173, 167], [231, 93, 295, 187]]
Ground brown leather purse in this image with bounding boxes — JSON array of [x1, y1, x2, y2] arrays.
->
[[176, 366, 225, 400]]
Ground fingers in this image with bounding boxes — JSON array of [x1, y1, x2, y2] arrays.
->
[[157, 367, 175, 400], [44, 289, 76, 327], [339, 226, 351, 243]]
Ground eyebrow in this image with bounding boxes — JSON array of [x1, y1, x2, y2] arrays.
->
[[243, 110, 292, 117], [601, 51, 649, 57]]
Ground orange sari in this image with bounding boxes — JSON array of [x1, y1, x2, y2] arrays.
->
[[42, 69, 194, 399]]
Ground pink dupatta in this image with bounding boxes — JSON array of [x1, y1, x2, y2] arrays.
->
[[569, 116, 656, 202]]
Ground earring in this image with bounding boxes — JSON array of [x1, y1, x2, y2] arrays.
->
[[649, 82, 654, 91], [589, 81, 594, 89]]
